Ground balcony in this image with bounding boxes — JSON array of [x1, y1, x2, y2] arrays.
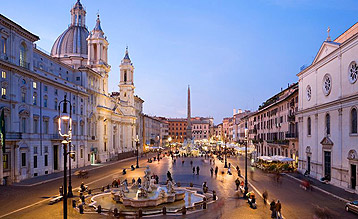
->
[[288, 114, 295, 122], [6, 132, 22, 140], [266, 139, 289, 145], [19, 59, 30, 69], [285, 132, 298, 139], [51, 134, 62, 140]]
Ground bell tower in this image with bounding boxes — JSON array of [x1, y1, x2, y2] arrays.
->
[[87, 14, 110, 94], [119, 47, 135, 104]]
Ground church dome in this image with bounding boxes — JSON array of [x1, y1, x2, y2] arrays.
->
[[51, 0, 89, 58], [51, 25, 89, 58]]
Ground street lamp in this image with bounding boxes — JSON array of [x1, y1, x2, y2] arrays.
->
[[134, 135, 139, 168], [224, 134, 228, 168], [58, 95, 72, 219], [244, 128, 249, 196]]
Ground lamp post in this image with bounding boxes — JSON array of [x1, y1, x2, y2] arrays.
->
[[58, 95, 72, 219], [134, 135, 139, 168], [224, 134, 228, 168], [244, 128, 249, 196]]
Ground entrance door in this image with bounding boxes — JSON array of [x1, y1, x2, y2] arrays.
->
[[351, 164, 356, 190], [90, 153, 96, 164], [307, 156, 311, 174], [324, 151, 331, 180], [54, 145, 58, 170]]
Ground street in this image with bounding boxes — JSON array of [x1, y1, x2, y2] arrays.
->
[[0, 153, 356, 218]]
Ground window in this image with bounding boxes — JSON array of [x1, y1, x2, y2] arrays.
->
[[325, 114, 330, 135], [32, 82, 37, 89], [44, 146, 48, 153], [104, 142, 107, 151], [33, 156, 37, 168], [80, 123, 84, 135], [21, 92, 26, 103], [1, 37, 6, 54], [19, 43, 27, 68], [306, 85, 311, 101], [124, 70, 127, 82], [21, 153, 26, 166], [307, 117, 311, 136], [33, 93, 37, 105], [44, 120, 49, 134], [76, 76, 80, 81], [44, 85, 48, 92], [73, 104, 76, 114], [3, 154, 9, 169], [322, 74, 332, 96], [33, 118, 38, 133], [1, 87, 6, 98], [44, 96, 48, 107], [80, 106, 83, 115], [80, 148, 83, 159], [21, 118, 26, 133], [349, 61, 358, 84], [44, 154, 48, 166], [55, 89, 58, 95], [351, 108, 357, 134], [54, 99, 58, 110], [1, 71, 6, 79]]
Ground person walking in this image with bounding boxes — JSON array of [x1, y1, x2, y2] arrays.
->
[[167, 171, 172, 182], [263, 190, 268, 205], [215, 166, 218, 176], [210, 167, 214, 177], [190, 160, 193, 167], [270, 200, 276, 218], [196, 166, 200, 175], [276, 200, 282, 219], [235, 178, 240, 190], [192, 166, 196, 174]]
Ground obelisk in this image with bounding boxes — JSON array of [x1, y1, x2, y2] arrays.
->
[[186, 85, 192, 141]]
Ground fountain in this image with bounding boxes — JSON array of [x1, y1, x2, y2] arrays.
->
[[88, 165, 214, 215]]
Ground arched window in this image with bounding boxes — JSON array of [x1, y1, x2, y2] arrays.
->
[[325, 114, 330, 135], [124, 70, 127, 82], [43, 96, 48, 108], [19, 42, 27, 68], [307, 117, 311, 136], [351, 108, 357, 134]]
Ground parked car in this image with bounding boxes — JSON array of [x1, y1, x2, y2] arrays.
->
[[345, 200, 358, 214]]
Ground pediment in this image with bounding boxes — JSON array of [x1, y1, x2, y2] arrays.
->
[[312, 41, 340, 65], [320, 136, 334, 145]]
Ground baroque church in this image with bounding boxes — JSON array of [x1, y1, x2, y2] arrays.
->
[[0, 0, 144, 184]]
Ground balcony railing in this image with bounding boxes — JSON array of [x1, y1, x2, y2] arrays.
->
[[6, 132, 22, 140], [19, 59, 30, 69], [266, 139, 289, 145], [285, 132, 298, 139], [288, 114, 295, 122]]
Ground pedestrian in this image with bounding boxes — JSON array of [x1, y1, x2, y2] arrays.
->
[[229, 163, 231, 168], [210, 167, 214, 177], [270, 200, 276, 218], [155, 175, 159, 184], [238, 169, 241, 177], [137, 177, 142, 185], [210, 159, 212, 165], [276, 200, 282, 219], [263, 190, 268, 205], [202, 181, 208, 193], [167, 171, 172, 182], [132, 178, 136, 185], [182, 160, 185, 165], [190, 160, 193, 166], [235, 178, 240, 190], [193, 167, 195, 174], [196, 166, 200, 175], [215, 166, 218, 176]]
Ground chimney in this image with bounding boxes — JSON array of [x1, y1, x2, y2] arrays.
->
[[233, 108, 236, 116], [238, 109, 242, 114]]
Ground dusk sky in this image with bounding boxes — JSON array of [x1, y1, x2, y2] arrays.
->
[[2, 0, 358, 123]]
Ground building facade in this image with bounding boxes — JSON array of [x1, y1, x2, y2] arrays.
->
[[250, 83, 299, 161], [191, 117, 213, 142], [297, 23, 358, 192], [0, 0, 143, 184]]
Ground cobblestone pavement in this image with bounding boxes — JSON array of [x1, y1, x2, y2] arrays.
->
[[0, 153, 356, 218]]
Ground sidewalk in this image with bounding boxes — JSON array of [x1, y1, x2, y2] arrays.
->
[[286, 172, 358, 202], [12, 156, 137, 187]]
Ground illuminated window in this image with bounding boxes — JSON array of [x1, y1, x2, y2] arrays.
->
[[1, 37, 6, 54], [1, 71, 6, 79], [33, 82, 37, 89], [1, 87, 6, 98]]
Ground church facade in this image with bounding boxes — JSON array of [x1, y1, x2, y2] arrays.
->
[[297, 25, 358, 192], [0, 0, 143, 184]]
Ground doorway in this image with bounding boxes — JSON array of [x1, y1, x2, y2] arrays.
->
[[324, 151, 331, 180], [53, 145, 58, 170], [90, 153, 96, 164], [307, 156, 311, 174], [351, 164, 356, 190]]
